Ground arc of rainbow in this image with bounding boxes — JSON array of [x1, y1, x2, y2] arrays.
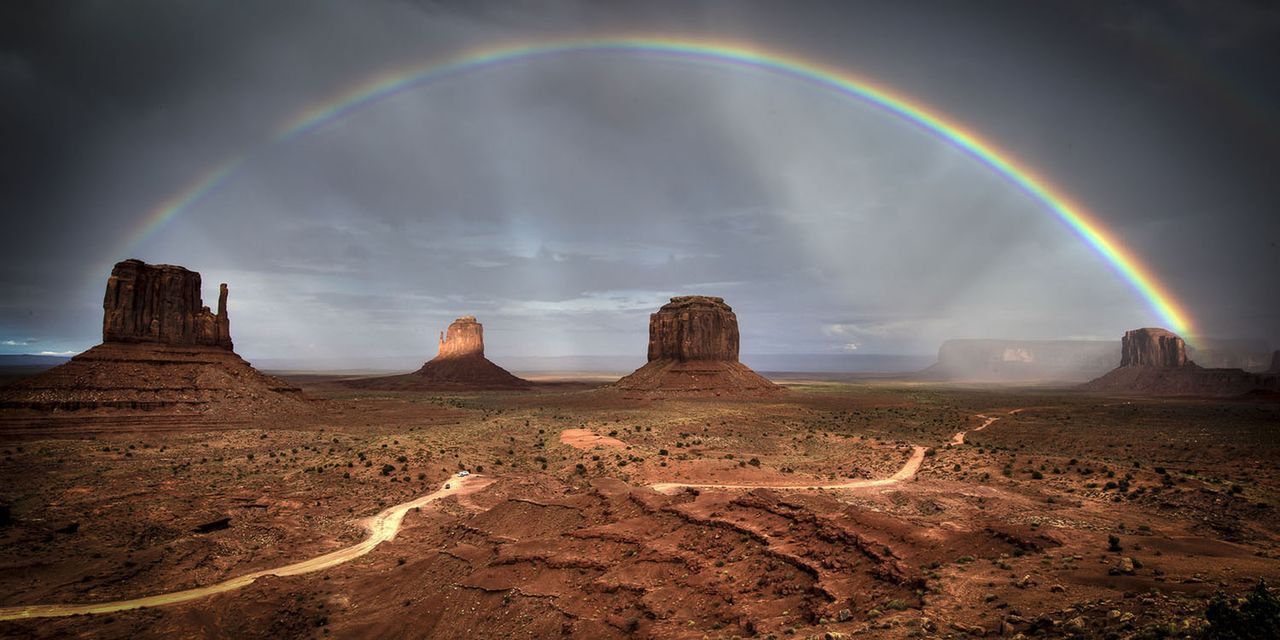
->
[[116, 35, 1191, 336]]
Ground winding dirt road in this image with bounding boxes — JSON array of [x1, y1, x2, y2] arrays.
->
[[949, 413, 1001, 446], [649, 445, 927, 494], [0, 475, 487, 622], [2, 410, 1020, 622], [651, 409, 1018, 494]]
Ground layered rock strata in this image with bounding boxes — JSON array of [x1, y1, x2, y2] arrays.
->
[[349, 316, 530, 390], [1120, 328, 1188, 368], [0, 259, 304, 417], [1082, 328, 1279, 396], [614, 296, 780, 395], [103, 259, 232, 349]]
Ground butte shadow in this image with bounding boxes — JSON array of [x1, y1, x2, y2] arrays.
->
[[346, 316, 531, 391], [610, 296, 782, 397], [0, 259, 306, 418]]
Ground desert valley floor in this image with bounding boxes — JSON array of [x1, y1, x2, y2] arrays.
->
[[1, 376, 1278, 639]]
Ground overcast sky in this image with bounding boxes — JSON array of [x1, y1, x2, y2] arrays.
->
[[2, 1, 1278, 364]]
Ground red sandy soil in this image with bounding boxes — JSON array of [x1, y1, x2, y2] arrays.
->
[[0, 375, 1277, 638], [559, 428, 627, 450]]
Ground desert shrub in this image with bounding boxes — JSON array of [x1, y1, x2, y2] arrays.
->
[[1204, 579, 1280, 640], [1108, 534, 1123, 552]]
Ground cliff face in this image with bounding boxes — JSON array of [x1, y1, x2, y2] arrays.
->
[[436, 316, 484, 359], [1, 259, 306, 416], [1082, 328, 1280, 396], [348, 316, 529, 390], [647, 296, 740, 362], [1119, 328, 1187, 368], [102, 259, 231, 349], [615, 296, 779, 395]]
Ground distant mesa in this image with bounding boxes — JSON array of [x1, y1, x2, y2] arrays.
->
[[0, 259, 305, 416], [1082, 327, 1279, 396], [1185, 337, 1274, 371], [612, 296, 781, 395], [919, 338, 1117, 383], [348, 316, 530, 390]]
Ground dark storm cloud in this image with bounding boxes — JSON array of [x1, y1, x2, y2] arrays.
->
[[2, 1, 1277, 363]]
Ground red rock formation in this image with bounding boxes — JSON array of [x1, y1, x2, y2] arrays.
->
[[1083, 328, 1279, 396], [103, 259, 232, 349], [0, 260, 305, 417], [348, 316, 530, 390], [615, 296, 780, 395], [647, 296, 740, 362], [1119, 328, 1187, 368], [436, 316, 484, 359]]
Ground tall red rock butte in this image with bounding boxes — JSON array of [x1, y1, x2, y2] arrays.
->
[[102, 259, 233, 349], [1083, 327, 1279, 396], [1119, 328, 1188, 368], [0, 259, 304, 420], [349, 316, 530, 390], [613, 296, 781, 395]]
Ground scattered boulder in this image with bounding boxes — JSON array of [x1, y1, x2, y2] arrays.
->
[[613, 296, 781, 395], [0, 259, 306, 419], [348, 316, 530, 391]]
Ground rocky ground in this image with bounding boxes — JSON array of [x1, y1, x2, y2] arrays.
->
[[0, 376, 1277, 638]]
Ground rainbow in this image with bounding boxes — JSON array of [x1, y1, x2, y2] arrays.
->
[[116, 34, 1191, 335]]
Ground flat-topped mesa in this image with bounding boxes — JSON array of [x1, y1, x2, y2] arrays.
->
[[103, 259, 232, 349], [1119, 328, 1188, 368], [1082, 327, 1280, 396], [647, 296, 740, 362], [435, 315, 484, 360], [615, 296, 780, 395]]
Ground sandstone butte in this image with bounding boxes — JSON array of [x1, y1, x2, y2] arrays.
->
[[613, 296, 781, 396], [0, 259, 304, 416], [1082, 327, 1279, 396], [349, 316, 530, 391]]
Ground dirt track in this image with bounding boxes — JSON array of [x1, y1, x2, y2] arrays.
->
[[0, 412, 1009, 621], [949, 413, 1002, 446], [0, 475, 490, 622]]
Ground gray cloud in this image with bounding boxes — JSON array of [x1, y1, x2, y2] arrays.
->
[[2, 1, 1277, 363]]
